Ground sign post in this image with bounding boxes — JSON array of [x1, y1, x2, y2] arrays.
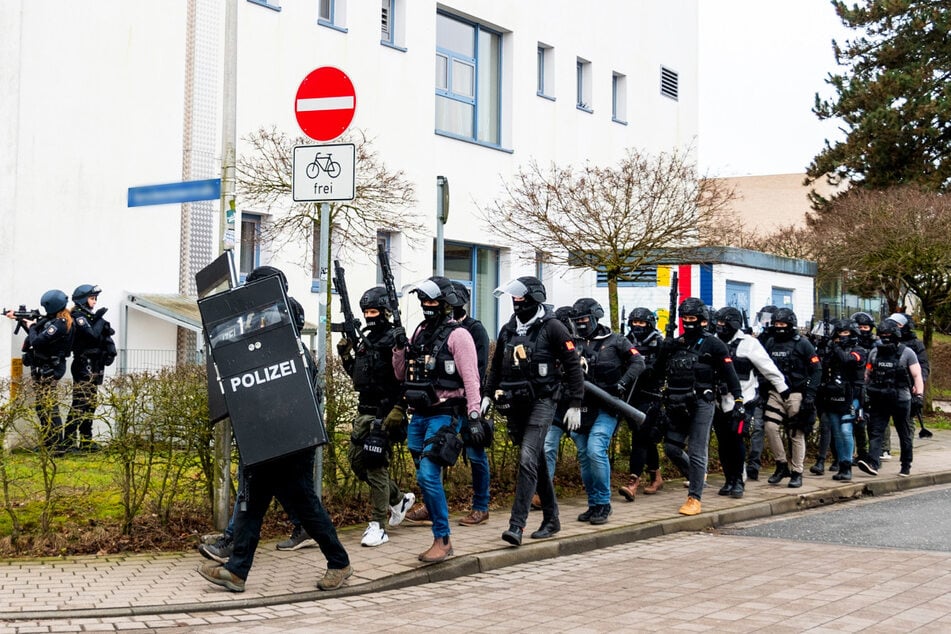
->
[[293, 67, 358, 498]]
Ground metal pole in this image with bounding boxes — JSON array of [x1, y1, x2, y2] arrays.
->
[[435, 176, 448, 275], [315, 201, 331, 498], [213, 0, 238, 531]]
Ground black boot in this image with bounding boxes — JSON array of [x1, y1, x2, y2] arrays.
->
[[767, 461, 790, 485], [832, 461, 852, 481], [501, 525, 523, 546], [788, 471, 803, 488], [729, 479, 745, 499], [809, 461, 824, 475], [530, 517, 561, 539], [718, 478, 734, 496]]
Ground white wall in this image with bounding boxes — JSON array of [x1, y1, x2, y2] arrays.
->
[[1, 0, 700, 376]]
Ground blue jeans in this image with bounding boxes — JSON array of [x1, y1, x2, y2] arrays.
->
[[827, 404, 857, 468], [407, 413, 459, 539], [570, 410, 619, 506], [226, 449, 349, 581], [466, 445, 490, 512], [544, 425, 564, 481]]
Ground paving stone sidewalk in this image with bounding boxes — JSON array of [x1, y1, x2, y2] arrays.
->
[[2, 429, 950, 622]]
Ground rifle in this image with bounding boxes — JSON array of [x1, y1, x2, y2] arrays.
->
[[619, 306, 626, 336], [330, 260, 366, 348], [3, 305, 40, 335], [377, 243, 407, 347], [665, 272, 679, 339], [741, 308, 751, 335]]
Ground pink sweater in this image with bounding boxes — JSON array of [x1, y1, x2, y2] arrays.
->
[[392, 322, 482, 416]]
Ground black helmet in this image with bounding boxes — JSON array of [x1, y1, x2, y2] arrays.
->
[[628, 307, 656, 331], [850, 311, 875, 329], [771, 307, 798, 341], [359, 286, 392, 312], [450, 281, 470, 306], [72, 284, 101, 304], [715, 306, 743, 341], [878, 319, 901, 346], [40, 289, 68, 315], [831, 318, 858, 336], [678, 297, 706, 319], [554, 306, 575, 332], [493, 276, 546, 303], [571, 298, 603, 338], [247, 265, 289, 292], [410, 275, 464, 307]]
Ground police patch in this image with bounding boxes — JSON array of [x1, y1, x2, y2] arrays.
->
[[565, 341, 575, 351], [76, 317, 87, 326], [46, 326, 57, 336]]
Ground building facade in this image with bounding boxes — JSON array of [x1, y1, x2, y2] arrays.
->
[[7, 1, 800, 379]]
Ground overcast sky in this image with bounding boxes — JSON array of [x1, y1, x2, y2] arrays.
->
[[698, 0, 855, 177]]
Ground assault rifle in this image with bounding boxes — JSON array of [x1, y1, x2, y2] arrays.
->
[[619, 306, 627, 336], [330, 260, 367, 348], [810, 304, 834, 355], [665, 272, 679, 339], [3, 305, 40, 335], [741, 308, 752, 335], [377, 243, 407, 348]]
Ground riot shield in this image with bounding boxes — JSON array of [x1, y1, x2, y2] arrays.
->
[[198, 275, 327, 465]]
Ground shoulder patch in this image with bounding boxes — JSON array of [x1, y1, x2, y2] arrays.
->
[[810, 355, 820, 364], [565, 340, 575, 351], [76, 317, 87, 326], [629, 346, 640, 355], [46, 325, 57, 336], [723, 356, 733, 363]]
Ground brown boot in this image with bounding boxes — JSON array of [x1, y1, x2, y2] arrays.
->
[[642, 470, 664, 495], [418, 536, 453, 563], [618, 474, 640, 502]]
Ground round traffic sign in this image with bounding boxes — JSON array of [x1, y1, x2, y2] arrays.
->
[[294, 67, 356, 142]]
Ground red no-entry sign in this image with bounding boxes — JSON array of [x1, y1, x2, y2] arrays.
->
[[294, 67, 356, 142]]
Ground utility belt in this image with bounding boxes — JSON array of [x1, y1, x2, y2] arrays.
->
[[494, 379, 535, 413], [411, 397, 464, 418]]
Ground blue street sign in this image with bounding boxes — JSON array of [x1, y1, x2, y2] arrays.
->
[[128, 178, 221, 207]]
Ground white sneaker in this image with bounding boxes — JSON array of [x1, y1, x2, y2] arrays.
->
[[361, 521, 389, 547], [388, 492, 416, 527], [881, 452, 892, 461]]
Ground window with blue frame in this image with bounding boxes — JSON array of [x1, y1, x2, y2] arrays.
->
[[434, 241, 499, 336], [435, 12, 501, 145], [612, 72, 627, 123], [596, 264, 657, 287], [772, 287, 794, 309], [247, 0, 281, 11], [319, 0, 346, 31], [537, 44, 554, 98], [576, 58, 592, 111], [239, 214, 262, 278], [380, 0, 406, 49]]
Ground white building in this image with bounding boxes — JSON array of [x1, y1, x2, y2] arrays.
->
[[1, 1, 812, 379]]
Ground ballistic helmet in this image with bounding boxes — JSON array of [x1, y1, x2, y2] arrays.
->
[[450, 281, 471, 306], [493, 276, 546, 303], [831, 318, 858, 337], [628, 307, 656, 331], [878, 319, 901, 345], [247, 265, 289, 292], [554, 306, 575, 331], [571, 298, 604, 338], [773, 307, 797, 328], [850, 311, 875, 329], [715, 306, 743, 333], [40, 289, 68, 316], [410, 275, 464, 307], [71, 284, 101, 304], [359, 286, 392, 313], [678, 297, 707, 320]]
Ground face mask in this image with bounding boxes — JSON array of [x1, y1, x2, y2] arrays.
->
[[878, 333, 898, 347], [630, 325, 649, 340], [772, 325, 793, 341], [421, 301, 445, 322], [682, 320, 704, 338], [715, 323, 737, 341], [514, 298, 539, 323], [365, 314, 389, 330]]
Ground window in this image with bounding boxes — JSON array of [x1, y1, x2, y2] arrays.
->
[[434, 241, 499, 335], [612, 72, 627, 123], [576, 58, 592, 111], [239, 214, 262, 278], [772, 287, 794, 310], [596, 264, 657, 288], [537, 43, 554, 99], [725, 281, 751, 316], [318, 0, 347, 32], [376, 231, 392, 285], [435, 12, 502, 146], [380, 0, 406, 49], [247, 0, 281, 10], [660, 66, 679, 101]]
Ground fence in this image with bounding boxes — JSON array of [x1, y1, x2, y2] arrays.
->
[[118, 349, 204, 374]]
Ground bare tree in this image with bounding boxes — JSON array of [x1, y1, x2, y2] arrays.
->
[[236, 126, 422, 263], [480, 146, 735, 328]]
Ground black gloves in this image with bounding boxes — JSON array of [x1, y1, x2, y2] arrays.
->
[[336, 337, 353, 357], [911, 394, 924, 417], [779, 389, 791, 401], [466, 411, 485, 447], [94, 307, 108, 319], [616, 381, 629, 397], [392, 326, 408, 349], [730, 399, 746, 435]]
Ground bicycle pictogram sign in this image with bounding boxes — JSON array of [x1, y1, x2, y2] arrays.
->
[[306, 152, 342, 179]]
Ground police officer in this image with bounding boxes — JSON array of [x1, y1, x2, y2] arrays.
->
[[392, 276, 482, 563], [618, 307, 665, 499], [485, 277, 584, 546], [337, 286, 416, 547], [857, 319, 924, 478], [886, 312, 929, 451], [746, 304, 777, 481], [762, 307, 822, 488], [850, 311, 877, 461], [656, 297, 743, 516], [569, 298, 644, 523], [815, 318, 867, 481], [713, 307, 788, 498], [63, 284, 116, 451], [6, 290, 74, 452]]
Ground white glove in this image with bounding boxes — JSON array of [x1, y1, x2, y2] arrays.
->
[[564, 407, 582, 432], [480, 396, 492, 417]]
